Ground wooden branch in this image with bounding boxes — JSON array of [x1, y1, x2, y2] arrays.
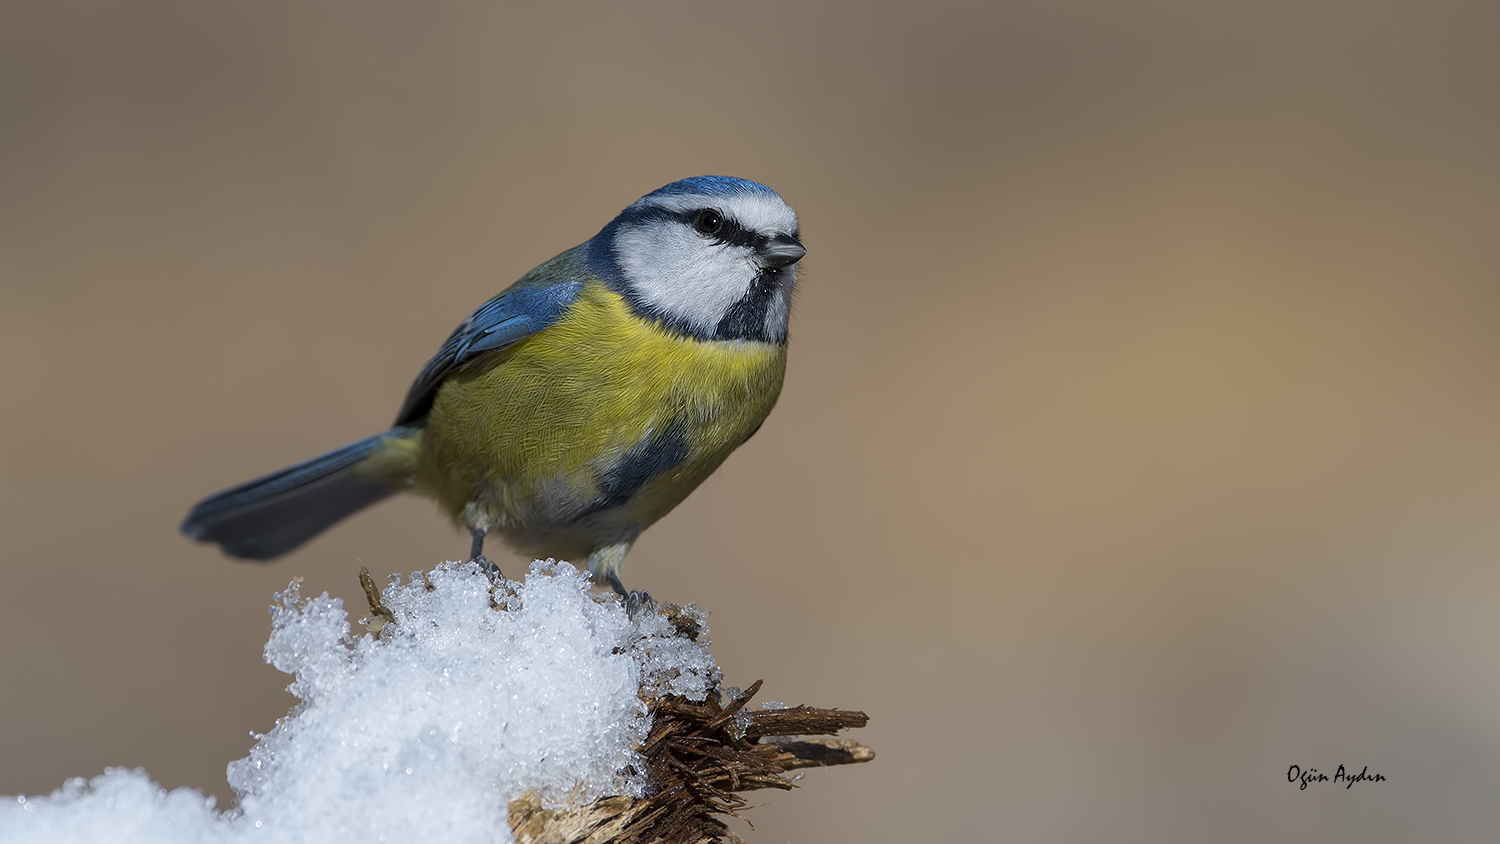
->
[[508, 675, 872, 844], [742, 708, 869, 740], [358, 565, 395, 633], [510, 792, 693, 844], [755, 737, 876, 774], [354, 570, 870, 843]]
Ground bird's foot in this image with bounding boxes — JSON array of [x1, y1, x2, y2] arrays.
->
[[625, 589, 656, 620], [472, 554, 503, 580], [601, 569, 654, 618]]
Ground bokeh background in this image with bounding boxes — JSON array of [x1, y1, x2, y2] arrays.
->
[[3, 1, 1500, 840]]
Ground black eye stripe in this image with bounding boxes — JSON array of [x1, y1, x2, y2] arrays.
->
[[672, 209, 760, 249]]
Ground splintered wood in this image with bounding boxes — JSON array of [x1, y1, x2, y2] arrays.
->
[[357, 570, 871, 843], [509, 679, 871, 844]]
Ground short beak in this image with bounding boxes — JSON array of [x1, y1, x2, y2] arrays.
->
[[759, 233, 806, 268]]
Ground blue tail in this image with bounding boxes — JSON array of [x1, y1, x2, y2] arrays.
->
[[181, 428, 413, 560]]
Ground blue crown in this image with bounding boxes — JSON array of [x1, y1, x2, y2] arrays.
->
[[645, 175, 780, 200]]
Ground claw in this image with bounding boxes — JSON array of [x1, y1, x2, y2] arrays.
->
[[472, 554, 502, 580], [626, 589, 656, 619]]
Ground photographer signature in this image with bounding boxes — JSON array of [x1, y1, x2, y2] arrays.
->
[[1288, 764, 1386, 790]]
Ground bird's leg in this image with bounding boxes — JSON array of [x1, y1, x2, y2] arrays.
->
[[589, 541, 653, 617], [589, 542, 632, 596], [605, 570, 629, 599], [469, 526, 501, 579]]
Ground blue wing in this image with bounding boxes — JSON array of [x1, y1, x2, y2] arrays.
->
[[394, 278, 583, 425]]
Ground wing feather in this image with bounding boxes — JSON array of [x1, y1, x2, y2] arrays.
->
[[394, 279, 583, 425]]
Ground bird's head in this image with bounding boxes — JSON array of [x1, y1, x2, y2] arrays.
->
[[586, 176, 804, 344]]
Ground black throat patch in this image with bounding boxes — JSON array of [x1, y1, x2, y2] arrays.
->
[[713, 268, 786, 343]]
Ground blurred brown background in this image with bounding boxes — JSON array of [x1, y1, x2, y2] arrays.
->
[[3, 1, 1500, 840]]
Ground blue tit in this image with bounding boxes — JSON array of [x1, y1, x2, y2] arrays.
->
[[182, 176, 804, 597]]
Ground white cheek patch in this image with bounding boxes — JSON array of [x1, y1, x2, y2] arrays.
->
[[615, 223, 757, 335], [613, 187, 801, 336]]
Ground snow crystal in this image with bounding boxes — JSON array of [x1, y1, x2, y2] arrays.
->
[[0, 560, 720, 844]]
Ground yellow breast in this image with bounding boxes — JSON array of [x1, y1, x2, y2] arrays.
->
[[409, 280, 786, 550]]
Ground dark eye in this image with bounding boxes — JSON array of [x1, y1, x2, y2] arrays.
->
[[692, 209, 724, 236]]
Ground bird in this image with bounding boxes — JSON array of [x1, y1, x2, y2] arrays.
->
[[181, 176, 803, 598]]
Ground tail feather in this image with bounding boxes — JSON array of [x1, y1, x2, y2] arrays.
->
[[182, 429, 411, 560]]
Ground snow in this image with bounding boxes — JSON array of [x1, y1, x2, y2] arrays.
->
[[0, 560, 720, 844]]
